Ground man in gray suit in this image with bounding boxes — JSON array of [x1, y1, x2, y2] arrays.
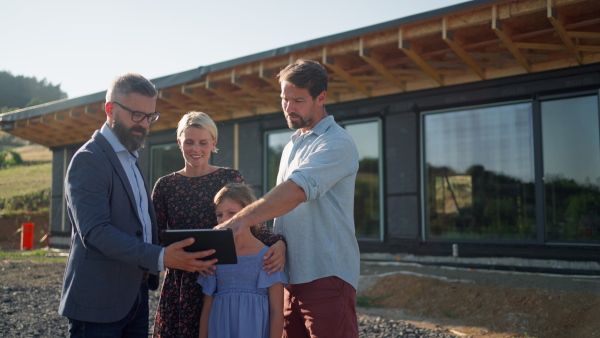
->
[[58, 73, 217, 337]]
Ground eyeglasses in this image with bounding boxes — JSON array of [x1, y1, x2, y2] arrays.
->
[[112, 101, 160, 124]]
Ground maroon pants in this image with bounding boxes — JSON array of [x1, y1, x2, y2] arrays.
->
[[283, 276, 358, 338]]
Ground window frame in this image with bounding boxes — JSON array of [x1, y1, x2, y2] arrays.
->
[[420, 100, 538, 244]]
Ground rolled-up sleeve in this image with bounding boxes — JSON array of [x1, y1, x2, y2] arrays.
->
[[288, 135, 358, 202]]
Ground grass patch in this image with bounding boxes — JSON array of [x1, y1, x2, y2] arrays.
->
[[0, 162, 51, 213], [0, 248, 67, 262], [0, 162, 51, 199], [357, 295, 388, 308]]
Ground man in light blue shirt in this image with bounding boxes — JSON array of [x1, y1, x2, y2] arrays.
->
[[59, 73, 218, 337], [221, 60, 360, 337]]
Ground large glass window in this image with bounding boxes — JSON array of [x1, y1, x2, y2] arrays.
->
[[423, 103, 537, 240], [542, 95, 600, 242], [265, 130, 294, 191], [265, 119, 383, 240], [150, 143, 183, 186], [343, 120, 382, 239]]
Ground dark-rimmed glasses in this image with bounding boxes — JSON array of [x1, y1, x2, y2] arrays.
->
[[112, 101, 160, 124]]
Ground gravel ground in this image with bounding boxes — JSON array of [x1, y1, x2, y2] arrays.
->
[[0, 259, 459, 338]]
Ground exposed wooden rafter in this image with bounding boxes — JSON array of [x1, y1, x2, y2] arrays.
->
[[547, 1, 583, 64], [205, 75, 256, 115], [442, 18, 485, 79], [2, 0, 599, 147], [322, 47, 371, 97], [399, 28, 444, 86], [231, 69, 280, 111], [492, 5, 532, 73], [359, 38, 407, 91]]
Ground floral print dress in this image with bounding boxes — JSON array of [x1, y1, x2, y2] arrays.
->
[[151, 168, 283, 338]]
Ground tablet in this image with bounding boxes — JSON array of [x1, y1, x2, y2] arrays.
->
[[161, 228, 237, 264]]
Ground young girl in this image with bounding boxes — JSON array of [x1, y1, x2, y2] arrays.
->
[[197, 183, 287, 338]]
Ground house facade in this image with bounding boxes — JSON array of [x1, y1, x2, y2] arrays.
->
[[2, 0, 599, 272]]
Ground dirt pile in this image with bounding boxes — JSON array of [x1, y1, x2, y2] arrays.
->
[[360, 273, 600, 338]]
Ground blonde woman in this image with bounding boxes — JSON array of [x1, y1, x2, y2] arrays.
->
[[152, 111, 286, 338]]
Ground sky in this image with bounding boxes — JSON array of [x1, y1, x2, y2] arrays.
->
[[1, 0, 468, 99]]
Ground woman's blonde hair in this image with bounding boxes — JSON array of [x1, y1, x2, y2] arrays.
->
[[214, 183, 260, 237], [176, 111, 219, 153]]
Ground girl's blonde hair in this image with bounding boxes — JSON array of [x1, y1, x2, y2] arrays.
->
[[214, 183, 260, 236], [176, 111, 219, 153]]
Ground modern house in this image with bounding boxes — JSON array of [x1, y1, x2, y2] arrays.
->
[[2, 0, 599, 272]]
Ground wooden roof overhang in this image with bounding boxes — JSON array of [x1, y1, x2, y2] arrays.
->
[[2, 0, 600, 148]]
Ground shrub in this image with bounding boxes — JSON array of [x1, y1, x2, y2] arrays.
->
[[0, 189, 50, 213], [0, 150, 24, 167]]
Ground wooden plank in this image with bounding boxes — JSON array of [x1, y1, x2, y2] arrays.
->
[[180, 85, 226, 117], [568, 31, 600, 40], [577, 45, 600, 52], [492, 6, 532, 73], [515, 42, 567, 50], [322, 47, 371, 97], [259, 63, 281, 91], [359, 38, 406, 91], [206, 75, 256, 115], [442, 18, 485, 79], [399, 28, 444, 86], [231, 69, 280, 110], [158, 90, 188, 110], [547, 2, 583, 64]]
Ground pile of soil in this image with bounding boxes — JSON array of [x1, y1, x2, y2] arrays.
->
[[359, 273, 600, 338]]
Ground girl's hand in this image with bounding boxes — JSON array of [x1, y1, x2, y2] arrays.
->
[[262, 240, 286, 274]]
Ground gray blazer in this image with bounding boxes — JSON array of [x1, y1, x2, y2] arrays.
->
[[58, 130, 162, 323]]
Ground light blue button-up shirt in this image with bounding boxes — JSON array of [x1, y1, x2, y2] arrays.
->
[[273, 115, 361, 289]]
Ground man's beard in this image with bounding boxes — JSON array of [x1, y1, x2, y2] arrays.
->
[[113, 115, 148, 152], [286, 113, 313, 130]]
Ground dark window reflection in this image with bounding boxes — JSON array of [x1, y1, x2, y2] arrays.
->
[[266, 130, 294, 191], [424, 103, 536, 240], [151, 143, 183, 185], [265, 130, 294, 231], [346, 121, 381, 239], [542, 96, 600, 242]]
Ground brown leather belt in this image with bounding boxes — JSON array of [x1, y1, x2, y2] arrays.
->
[[141, 272, 149, 283]]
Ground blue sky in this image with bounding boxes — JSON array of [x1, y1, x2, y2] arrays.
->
[[1, 0, 467, 99]]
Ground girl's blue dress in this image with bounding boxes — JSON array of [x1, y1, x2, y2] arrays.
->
[[197, 246, 287, 338]]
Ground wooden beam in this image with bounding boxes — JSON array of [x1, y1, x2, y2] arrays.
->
[[568, 31, 600, 40], [158, 90, 188, 110], [180, 85, 226, 116], [399, 28, 444, 86], [492, 5, 532, 73], [359, 38, 406, 91], [259, 63, 281, 91], [206, 75, 256, 115], [442, 18, 485, 80], [577, 45, 600, 52], [322, 47, 371, 97], [231, 69, 280, 110], [515, 42, 567, 51], [547, 1, 583, 64]]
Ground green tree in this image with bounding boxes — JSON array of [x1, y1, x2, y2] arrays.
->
[[0, 70, 67, 112]]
